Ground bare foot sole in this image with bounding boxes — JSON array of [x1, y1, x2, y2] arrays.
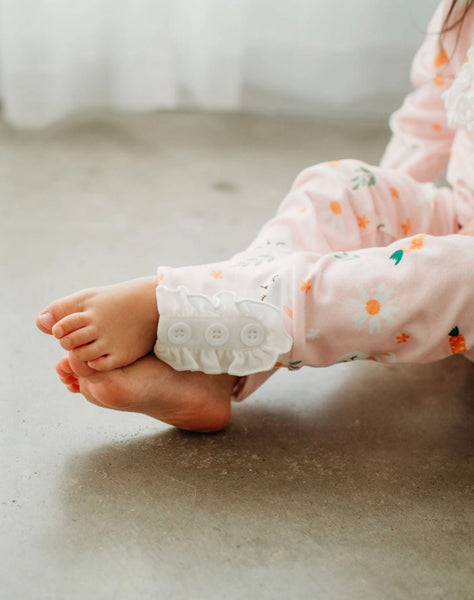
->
[[56, 354, 236, 433], [37, 276, 158, 371]]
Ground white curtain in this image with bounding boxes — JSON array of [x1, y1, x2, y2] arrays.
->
[[0, 0, 437, 129]]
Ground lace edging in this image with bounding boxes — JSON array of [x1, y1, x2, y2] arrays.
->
[[154, 286, 293, 376]]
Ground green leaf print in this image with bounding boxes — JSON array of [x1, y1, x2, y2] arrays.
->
[[233, 254, 276, 267], [334, 251, 360, 261], [288, 360, 303, 371], [352, 167, 376, 191], [389, 249, 404, 266]]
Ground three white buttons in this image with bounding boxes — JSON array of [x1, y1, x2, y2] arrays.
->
[[167, 321, 265, 348]]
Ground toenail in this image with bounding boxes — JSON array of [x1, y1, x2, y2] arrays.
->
[[39, 312, 54, 329], [53, 325, 64, 338]]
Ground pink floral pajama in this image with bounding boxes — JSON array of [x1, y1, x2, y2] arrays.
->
[[154, 0, 474, 401]]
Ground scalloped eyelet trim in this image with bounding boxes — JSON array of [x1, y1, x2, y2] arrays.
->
[[154, 286, 293, 376]]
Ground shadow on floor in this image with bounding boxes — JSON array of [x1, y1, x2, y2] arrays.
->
[[42, 358, 474, 598]]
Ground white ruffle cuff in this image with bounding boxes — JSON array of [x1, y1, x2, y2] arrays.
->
[[154, 286, 293, 376], [443, 46, 474, 131]]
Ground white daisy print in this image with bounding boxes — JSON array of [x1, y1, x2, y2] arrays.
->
[[349, 284, 400, 334], [306, 328, 321, 340], [309, 193, 346, 232]]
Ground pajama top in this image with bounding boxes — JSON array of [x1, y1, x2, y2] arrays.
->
[[153, 0, 474, 401]]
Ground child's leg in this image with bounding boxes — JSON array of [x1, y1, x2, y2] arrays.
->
[[284, 234, 474, 368], [153, 156, 467, 378], [253, 159, 459, 257], [156, 233, 474, 404], [56, 232, 473, 428], [37, 158, 464, 374]]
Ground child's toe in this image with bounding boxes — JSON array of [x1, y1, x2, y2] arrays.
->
[[66, 382, 81, 393], [36, 312, 55, 334], [59, 326, 97, 351], [39, 294, 87, 334], [56, 357, 80, 387], [87, 354, 116, 372], [68, 353, 98, 377], [56, 356, 73, 377], [70, 342, 104, 363], [52, 312, 90, 339]]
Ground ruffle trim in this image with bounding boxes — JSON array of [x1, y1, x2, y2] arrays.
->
[[154, 285, 293, 376], [443, 46, 474, 131]]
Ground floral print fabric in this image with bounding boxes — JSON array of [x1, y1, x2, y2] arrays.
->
[[155, 0, 474, 401]]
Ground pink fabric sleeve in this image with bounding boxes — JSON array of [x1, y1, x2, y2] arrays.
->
[[380, 1, 457, 181]]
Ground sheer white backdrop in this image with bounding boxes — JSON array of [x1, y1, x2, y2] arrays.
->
[[0, 0, 437, 128]]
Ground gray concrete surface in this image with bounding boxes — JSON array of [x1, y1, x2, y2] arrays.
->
[[1, 111, 473, 599]]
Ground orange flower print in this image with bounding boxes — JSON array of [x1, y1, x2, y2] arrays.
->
[[408, 235, 425, 251], [433, 75, 445, 87], [389, 187, 399, 199], [401, 218, 412, 236], [390, 234, 425, 265], [328, 160, 340, 168], [300, 279, 312, 294], [357, 215, 370, 229], [396, 333, 410, 344], [432, 123, 442, 131], [312, 196, 345, 231], [283, 305, 293, 319], [157, 273, 165, 286], [434, 47, 449, 68], [210, 270, 223, 279]]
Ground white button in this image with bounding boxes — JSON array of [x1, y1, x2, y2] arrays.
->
[[240, 323, 265, 347], [205, 323, 229, 347], [167, 322, 192, 345]]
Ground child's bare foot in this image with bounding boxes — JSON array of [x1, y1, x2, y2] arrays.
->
[[37, 276, 158, 371], [56, 353, 236, 433]]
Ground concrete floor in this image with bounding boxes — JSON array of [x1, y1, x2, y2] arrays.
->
[[1, 111, 473, 599]]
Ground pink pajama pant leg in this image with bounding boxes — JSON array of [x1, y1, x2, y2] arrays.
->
[[155, 160, 474, 401], [258, 159, 460, 254], [286, 235, 474, 369]]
